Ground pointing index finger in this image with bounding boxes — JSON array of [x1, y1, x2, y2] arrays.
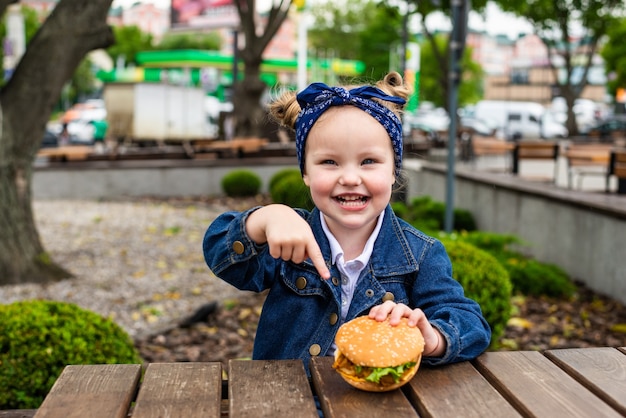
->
[[307, 242, 331, 279]]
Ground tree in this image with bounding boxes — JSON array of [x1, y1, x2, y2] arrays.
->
[[495, 0, 626, 136], [420, 34, 483, 108], [155, 31, 221, 51], [0, 0, 115, 285], [308, 0, 402, 83], [232, 0, 292, 137], [408, 0, 489, 112], [600, 18, 626, 106], [107, 24, 153, 67]]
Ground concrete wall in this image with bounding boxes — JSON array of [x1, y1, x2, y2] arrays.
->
[[404, 160, 626, 304], [33, 158, 299, 199], [33, 157, 626, 304]]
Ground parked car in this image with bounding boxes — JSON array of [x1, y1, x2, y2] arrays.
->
[[586, 116, 626, 142]]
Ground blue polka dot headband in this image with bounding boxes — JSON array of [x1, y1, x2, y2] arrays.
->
[[295, 83, 406, 177]]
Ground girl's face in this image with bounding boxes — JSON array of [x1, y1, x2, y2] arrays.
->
[[303, 106, 396, 238]]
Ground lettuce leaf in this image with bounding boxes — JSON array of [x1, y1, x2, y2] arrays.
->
[[365, 362, 416, 384]]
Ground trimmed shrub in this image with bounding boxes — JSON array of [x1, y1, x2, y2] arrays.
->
[[0, 300, 142, 409], [269, 168, 301, 194], [442, 239, 513, 345], [270, 170, 314, 210], [221, 169, 262, 197], [404, 196, 477, 233], [459, 231, 576, 298]]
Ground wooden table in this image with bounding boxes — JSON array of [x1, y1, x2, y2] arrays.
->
[[31, 347, 626, 418]]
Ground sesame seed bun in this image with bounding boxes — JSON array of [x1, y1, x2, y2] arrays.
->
[[332, 315, 425, 392]]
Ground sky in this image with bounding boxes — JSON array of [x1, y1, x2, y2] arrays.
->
[[111, 0, 535, 39]]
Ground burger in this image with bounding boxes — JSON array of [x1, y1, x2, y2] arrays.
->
[[332, 315, 425, 392]]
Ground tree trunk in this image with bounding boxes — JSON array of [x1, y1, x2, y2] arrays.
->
[[0, 0, 114, 285], [232, 0, 290, 138], [233, 58, 267, 138]]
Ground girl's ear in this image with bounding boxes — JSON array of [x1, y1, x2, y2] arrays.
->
[[303, 173, 311, 187]]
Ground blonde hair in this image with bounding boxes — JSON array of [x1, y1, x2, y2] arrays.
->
[[268, 72, 412, 130]]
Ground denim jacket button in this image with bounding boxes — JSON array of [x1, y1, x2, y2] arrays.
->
[[365, 289, 375, 297], [296, 277, 307, 290], [309, 344, 321, 356], [331, 277, 339, 286], [382, 292, 395, 302], [232, 241, 245, 254], [329, 313, 338, 325]]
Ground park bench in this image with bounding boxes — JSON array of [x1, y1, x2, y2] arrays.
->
[[608, 148, 626, 194], [562, 143, 613, 190], [36, 146, 94, 162], [511, 140, 560, 182]]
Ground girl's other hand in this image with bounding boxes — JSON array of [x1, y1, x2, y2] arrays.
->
[[368, 301, 446, 357]]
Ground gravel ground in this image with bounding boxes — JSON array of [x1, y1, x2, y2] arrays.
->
[[0, 198, 254, 339]]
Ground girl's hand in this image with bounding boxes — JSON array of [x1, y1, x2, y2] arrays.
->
[[246, 204, 331, 279], [369, 301, 446, 357]]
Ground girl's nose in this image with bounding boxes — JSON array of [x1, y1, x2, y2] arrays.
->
[[338, 167, 362, 186]]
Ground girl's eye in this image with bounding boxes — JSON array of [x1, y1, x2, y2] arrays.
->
[[362, 158, 375, 165], [321, 159, 336, 165]]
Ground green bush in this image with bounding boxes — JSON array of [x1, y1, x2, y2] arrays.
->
[[221, 169, 262, 197], [269, 168, 301, 194], [502, 257, 576, 298], [0, 300, 142, 409], [442, 240, 513, 345], [270, 171, 315, 210], [403, 196, 477, 233], [459, 231, 576, 298]]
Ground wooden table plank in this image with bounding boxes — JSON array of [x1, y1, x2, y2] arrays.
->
[[544, 347, 626, 416], [228, 359, 318, 418], [310, 357, 418, 418], [132, 362, 222, 418], [405, 361, 522, 418], [33, 364, 141, 418], [474, 351, 622, 417]]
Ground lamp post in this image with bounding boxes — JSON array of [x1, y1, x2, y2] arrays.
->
[[444, 0, 470, 233]]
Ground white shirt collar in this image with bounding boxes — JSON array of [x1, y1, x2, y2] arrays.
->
[[320, 210, 385, 268]]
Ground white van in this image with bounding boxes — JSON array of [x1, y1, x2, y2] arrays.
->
[[474, 100, 568, 140]]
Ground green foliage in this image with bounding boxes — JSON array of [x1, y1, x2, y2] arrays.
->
[[65, 58, 98, 104], [107, 25, 154, 67], [442, 239, 513, 345], [458, 231, 576, 298], [419, 35, 484, 107], [269, 170, 314, 210], [155, 32, 222, 51], [221, 170, 262, 197], [398, 196, 476, 234], [0, 301, 142, 409], [268, 168, 302, 193], [601, 18, 626, 98]]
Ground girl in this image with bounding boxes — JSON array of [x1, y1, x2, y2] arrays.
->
[[203, 72, 491, 373]]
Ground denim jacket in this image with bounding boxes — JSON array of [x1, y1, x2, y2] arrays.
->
[[203, 205, 491, 374]]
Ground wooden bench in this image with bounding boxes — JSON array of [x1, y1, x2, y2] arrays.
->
[[511, 140, 560, 182], [192, 137, 269, 158], [465, 136, 515, 168], [18, 347, 626, 418], [562, 143, 612, 190], [36, 146, 94, 162], [608, 148, 626, 194]]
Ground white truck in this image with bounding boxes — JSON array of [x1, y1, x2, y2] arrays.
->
[[474, 100, 568, 140], [104, 83, 214, 143]]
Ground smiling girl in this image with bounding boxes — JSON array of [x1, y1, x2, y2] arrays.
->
[[202, 72, 491, 374]]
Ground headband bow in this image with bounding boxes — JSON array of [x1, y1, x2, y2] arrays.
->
[[295, 83, 406, 176]]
